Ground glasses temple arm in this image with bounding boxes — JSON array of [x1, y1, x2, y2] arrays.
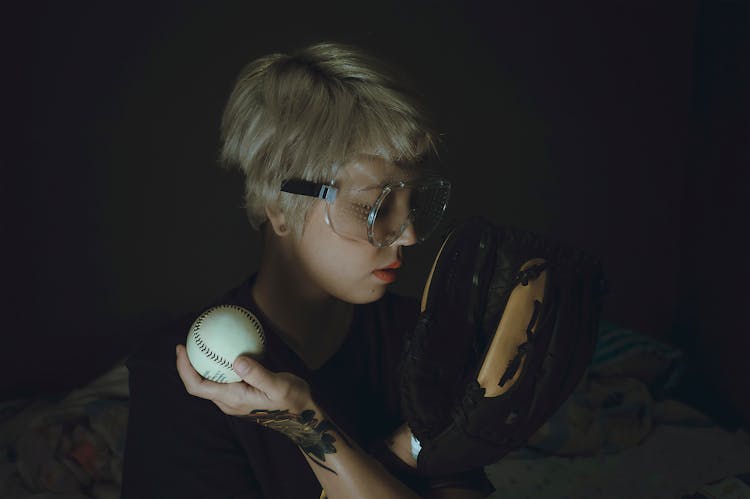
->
[[280, 179, 337, 203]]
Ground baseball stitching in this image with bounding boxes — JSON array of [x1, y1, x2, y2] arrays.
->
[[191, 305, 265, 372]]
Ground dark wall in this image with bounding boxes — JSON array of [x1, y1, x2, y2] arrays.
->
[[674, 0, 750, 427], [4, 1, 748, 423]]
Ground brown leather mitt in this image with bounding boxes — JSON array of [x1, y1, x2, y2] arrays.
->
[[400, 216, 607, 475]]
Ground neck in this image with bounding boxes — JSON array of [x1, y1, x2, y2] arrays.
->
[[251, 229, 354, 366]]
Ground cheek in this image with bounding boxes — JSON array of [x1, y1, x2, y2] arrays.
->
[[297, 205, 385, 302], [299, 205, 372, 275], [297, 203, 394, 303]]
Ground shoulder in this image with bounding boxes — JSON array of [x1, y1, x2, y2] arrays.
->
[[126, 277, 255, 375], [125, 313, 192, 375]]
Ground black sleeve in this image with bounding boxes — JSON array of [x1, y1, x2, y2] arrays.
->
[[121, 356, 262, 499]]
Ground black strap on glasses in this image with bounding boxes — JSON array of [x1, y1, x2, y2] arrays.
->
[[280, 179, 336, 202]]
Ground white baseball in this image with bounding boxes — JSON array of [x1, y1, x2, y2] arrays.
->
[[186, 305, 265, 383]]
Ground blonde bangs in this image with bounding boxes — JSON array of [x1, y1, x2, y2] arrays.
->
[[345, 99, 437, 168]]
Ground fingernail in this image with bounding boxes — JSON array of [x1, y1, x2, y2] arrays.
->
[[234, 357, 250, 375]]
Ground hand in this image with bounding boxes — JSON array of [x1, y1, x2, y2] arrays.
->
[[175, 344, 313, 417], [386, 422, 418, 469]]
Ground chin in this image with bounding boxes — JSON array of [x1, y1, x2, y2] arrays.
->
[[343, 284, 388, 305]]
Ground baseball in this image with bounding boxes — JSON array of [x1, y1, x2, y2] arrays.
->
[[186, 305, 265, 383]]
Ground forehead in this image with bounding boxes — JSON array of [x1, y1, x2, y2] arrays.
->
[[335, 154, 418, 189]]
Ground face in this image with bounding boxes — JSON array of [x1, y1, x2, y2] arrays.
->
[[287, 155, 418, 304]]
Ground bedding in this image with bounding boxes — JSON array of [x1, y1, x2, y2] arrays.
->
[[486, 405, 750, 498], [0, 323, 747, 499]]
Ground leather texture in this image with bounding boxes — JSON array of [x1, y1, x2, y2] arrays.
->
[[400, 216, 607, 475]]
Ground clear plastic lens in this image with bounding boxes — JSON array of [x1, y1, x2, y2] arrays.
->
[[410, 179, 451, 242], [327, 177, 450, 247], [327, 187, 379, 241]]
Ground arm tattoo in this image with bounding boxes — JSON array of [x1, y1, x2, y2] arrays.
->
[[246, 409, 348, 474]]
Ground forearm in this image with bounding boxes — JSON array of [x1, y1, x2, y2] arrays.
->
[[296, 403, 486, 499], [244, 400, 486, 498], [178, 349, 483, 497], [296, 401, 420, 499]]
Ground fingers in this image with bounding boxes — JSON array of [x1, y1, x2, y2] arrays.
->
[[175, 344, 267, 405], [175, 345, 310, 417], [175, 344, 208, 390]]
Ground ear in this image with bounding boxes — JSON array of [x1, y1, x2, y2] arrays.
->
[[264, 204, 290, 237]]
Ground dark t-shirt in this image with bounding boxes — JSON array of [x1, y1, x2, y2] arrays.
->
[[122, 276, 494, 498]]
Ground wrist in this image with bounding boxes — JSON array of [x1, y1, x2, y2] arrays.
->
[[385, 423, 418, 469], [245, 400, 326, 438]]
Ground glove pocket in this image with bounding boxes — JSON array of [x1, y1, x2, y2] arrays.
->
[[476, 257, 551, 398]]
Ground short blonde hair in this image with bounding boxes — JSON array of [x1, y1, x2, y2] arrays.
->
[[219, 42, 438, 234]]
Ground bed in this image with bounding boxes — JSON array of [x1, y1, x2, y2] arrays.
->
[[1, 322, 748, 499]]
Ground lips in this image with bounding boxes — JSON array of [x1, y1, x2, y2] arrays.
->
[[373, 260, 402, 283]]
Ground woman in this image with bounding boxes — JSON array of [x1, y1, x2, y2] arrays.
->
[[122, 42, 494, 498]]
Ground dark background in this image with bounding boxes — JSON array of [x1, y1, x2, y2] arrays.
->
[[4, 1, 749, 427]]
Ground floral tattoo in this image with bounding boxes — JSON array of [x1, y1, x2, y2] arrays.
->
[[246, 409, 348, 474]]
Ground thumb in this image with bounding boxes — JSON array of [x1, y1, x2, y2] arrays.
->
[[233, 356, 276, 392]]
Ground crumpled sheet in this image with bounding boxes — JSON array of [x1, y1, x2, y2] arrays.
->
[[484, 321, 750, 498], [486, 423, 750, 499], [521, 320, 693, 457], [0, 362, 129, 499]]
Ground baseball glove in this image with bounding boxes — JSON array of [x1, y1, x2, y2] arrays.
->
[[400, 216, 606, 476]]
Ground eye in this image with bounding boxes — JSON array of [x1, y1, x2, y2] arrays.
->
[[348, 202, 371, 218]]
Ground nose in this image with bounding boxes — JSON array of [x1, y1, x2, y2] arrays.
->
[[393, 221, 418, 247]]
